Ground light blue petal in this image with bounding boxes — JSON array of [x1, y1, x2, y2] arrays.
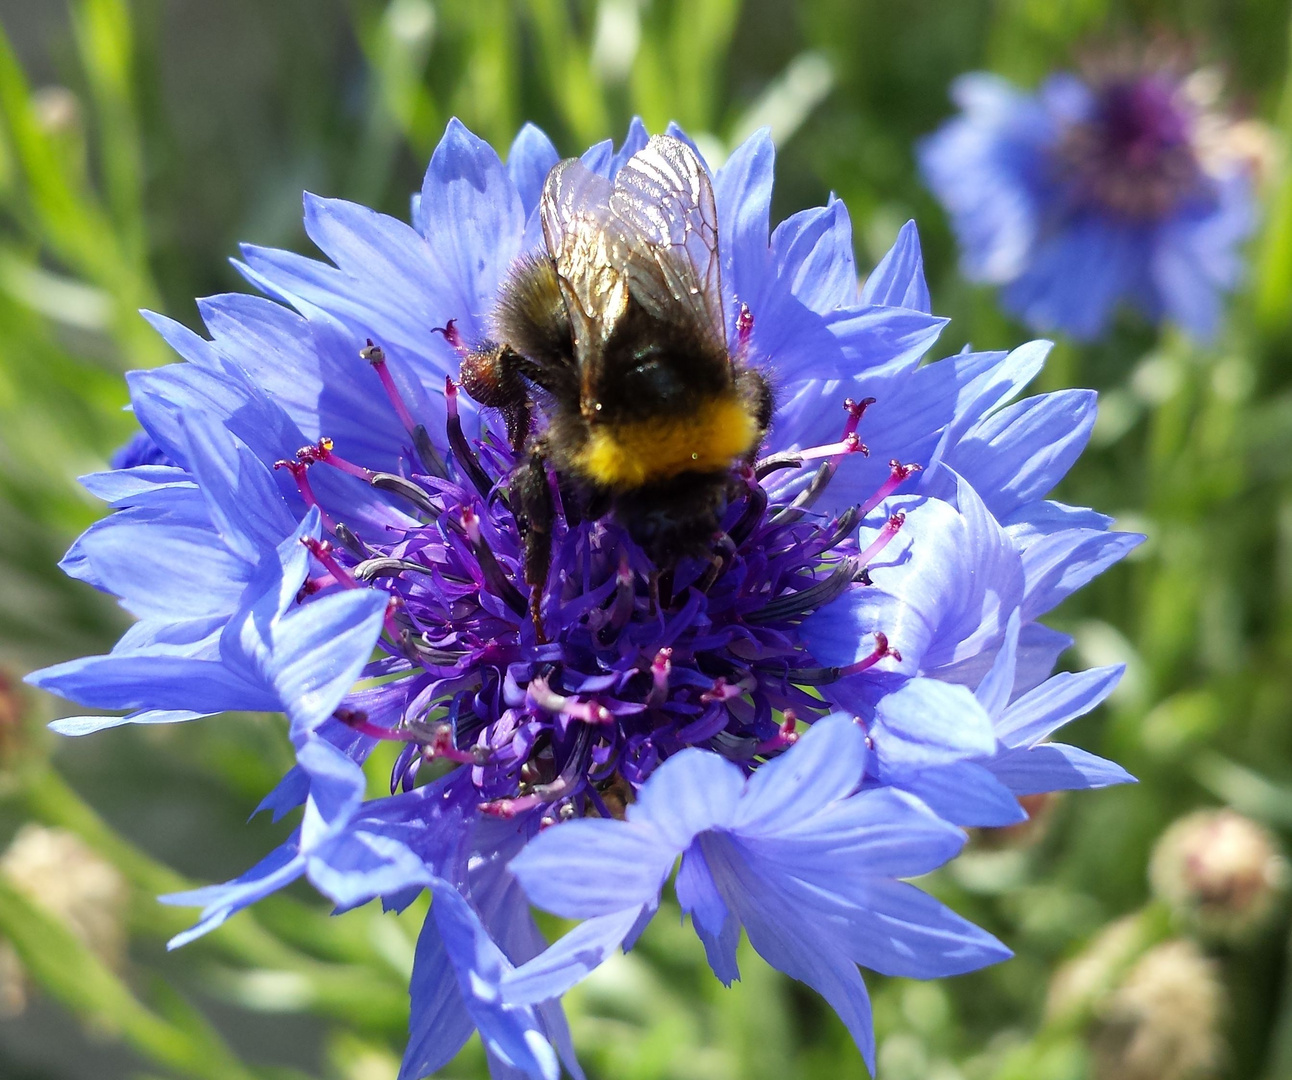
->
[[858, 220, 931, 312], [420, 118, 526, 333], [744, 787, 966, 877], [27, 653, 276, 714], [701, 833, 877, 1072], [946, 389, 1097, 520], [502, 906, 646, 1005], [400, 910, 477, 1080], [733, 713, 868, 832], [975, 610, 1021, 717], [181, 410, 296, 563], [161, 838, 306, 948], [48, 708, 208, 737], [713, 128, 774, 315], [269, 589, 389, 736], [61, 518, 249, 621], [428, 882, 559, 1080], [989, 743, 1136, 795], [770, 196, 859, 312], [506, 123, 560, 218], [1018, 528, 1144, 622], [894, 762, 1026, 828], [509, 819, 674, 918], [996, 664, 1124, 747], [628, 746, 744, 848]]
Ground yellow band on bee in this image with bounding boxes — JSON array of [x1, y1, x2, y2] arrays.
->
[[574, 394, 759, 490]]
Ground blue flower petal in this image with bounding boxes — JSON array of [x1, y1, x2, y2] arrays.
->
[[506, 123, 560, 218], [995, 664, 1124, 748], [509, 818, 674, 919], [859, 220, 931, 313], [420, 119, 526, 334], [989, 743, 1136, 795]]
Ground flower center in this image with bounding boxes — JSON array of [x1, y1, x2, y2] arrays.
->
[[283, 342, 916, 823], [1055, 74, 1204, 219]]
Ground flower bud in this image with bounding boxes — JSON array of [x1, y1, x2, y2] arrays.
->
[[1, 824, 127, 970], [1090, 939, 1224, 1080], [30, 86, 81, 136], [1150, 808, 1288, 940]]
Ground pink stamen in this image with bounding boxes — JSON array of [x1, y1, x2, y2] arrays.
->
[[421, 722, 478, 765], [479, 794, 542, 818], [335, 708, 410, 743], [604, 555, 635, 633], [527, 676, 613, 725], [839, 632, 902, 677], [796, 431, 868, 463], [445, 375, 461, 419], [338, 709, 478, 766], [362, 340, 419, 435], [431, 319, 469, 358], [382, 594, 404, 643], [736, 303, 754, 354], [295, 575, 334, 603], [842, 397, 876, 439], [297, 437, 372, 481], [275, 458, 336, 532], [857, 511, 905, 566], [647, 648, 672, 706], [701, 676, 752, 705], [754, 711, 800, 756], [302, 537, 359, 589], [860, 460, 923, 516]]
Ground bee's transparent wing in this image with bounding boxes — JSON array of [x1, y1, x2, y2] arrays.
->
[[608, 134, 727, 353], [539, 159, 628, 360]]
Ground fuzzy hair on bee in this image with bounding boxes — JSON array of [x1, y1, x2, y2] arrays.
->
[[459, 134, 773, 634]]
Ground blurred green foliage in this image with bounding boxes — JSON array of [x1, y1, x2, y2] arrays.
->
[[1, 1, 1291, 1078]]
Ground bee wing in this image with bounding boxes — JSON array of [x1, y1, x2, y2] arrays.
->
[[539, 158, 630, 359], [608, 134, 727, 354]]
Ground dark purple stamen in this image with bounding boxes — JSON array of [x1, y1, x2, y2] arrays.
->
[[445, 376, 498, 503]]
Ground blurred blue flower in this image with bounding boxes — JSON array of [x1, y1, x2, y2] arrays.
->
[[920, 66, 1260, 339], [30, 118, 1138, 1077]]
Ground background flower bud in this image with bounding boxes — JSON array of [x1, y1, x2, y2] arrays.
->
[[0, 824, 128, 979], [1150, 808, 1289, 940], [1090, 939, 1225, 1080]]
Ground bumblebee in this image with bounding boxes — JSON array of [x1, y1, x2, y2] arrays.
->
[[460, 135, 773, 633]]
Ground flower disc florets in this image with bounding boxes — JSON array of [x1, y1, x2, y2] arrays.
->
[[287, 361, 907, 821]]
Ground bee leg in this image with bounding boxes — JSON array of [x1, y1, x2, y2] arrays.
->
[[460, 343, 533, 452], [503, 401, 532, 454], [516, 448, 554, 642]]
